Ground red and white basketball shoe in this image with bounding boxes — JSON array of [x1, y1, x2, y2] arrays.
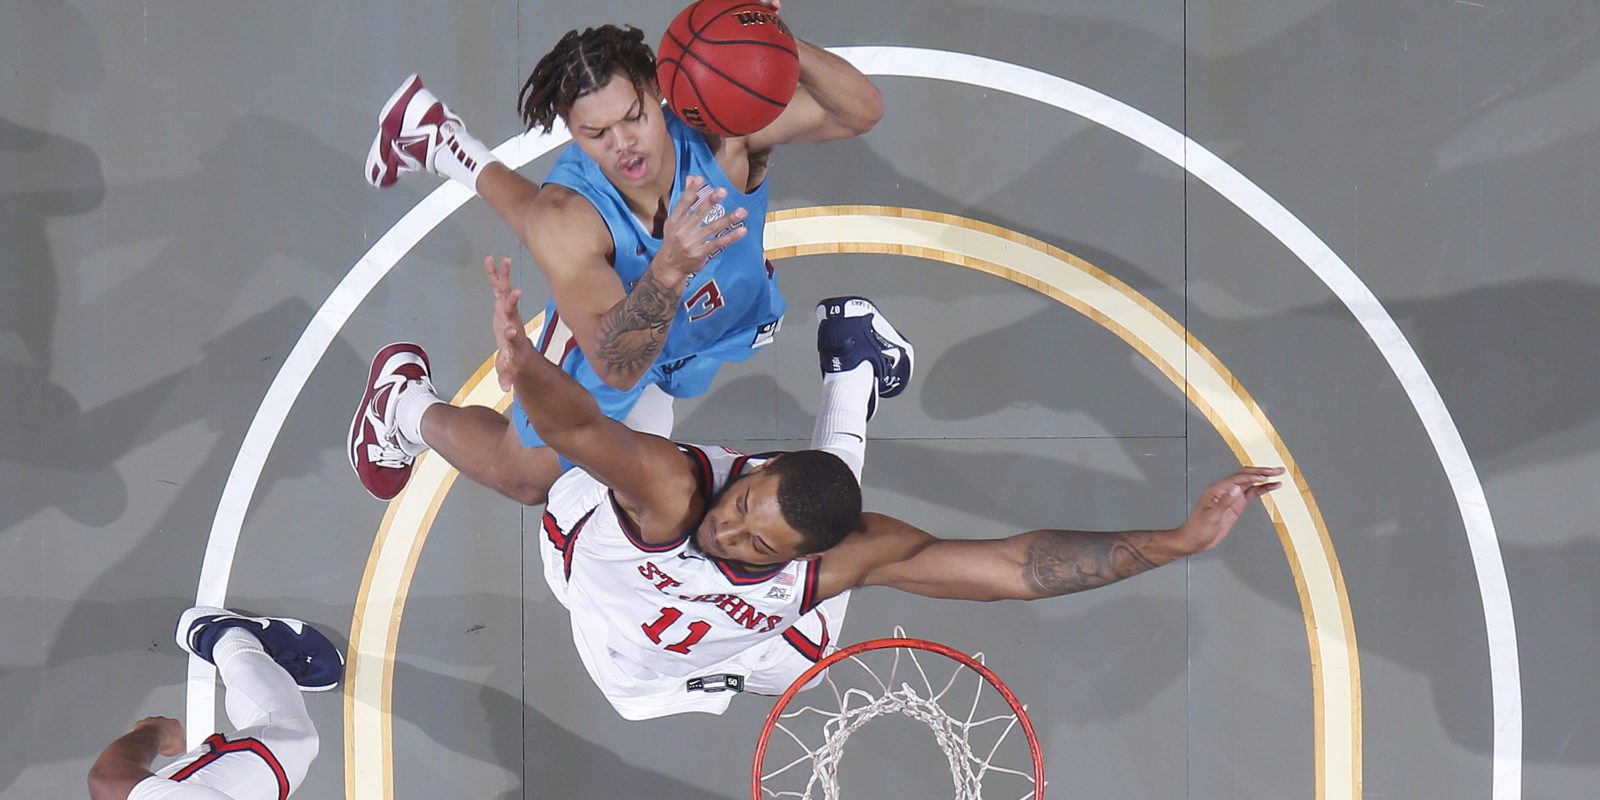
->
[[364, 74, 490, 189], [349, 342, 436, 501]]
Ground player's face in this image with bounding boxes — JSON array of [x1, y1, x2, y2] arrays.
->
[[694, 472, 811, 568], [565, 74, 670, 191]]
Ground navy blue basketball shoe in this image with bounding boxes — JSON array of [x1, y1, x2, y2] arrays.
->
[[176, 606, 345, 692], [815, 296, 914, 420]]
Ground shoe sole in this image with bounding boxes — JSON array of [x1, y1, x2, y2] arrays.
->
[[366, 74, 423, 188], [348, 342, 429, 501]]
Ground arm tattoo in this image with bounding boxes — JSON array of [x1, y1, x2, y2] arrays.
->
[[593, 269, 681, 379], [1021, 532, 1162, 597]]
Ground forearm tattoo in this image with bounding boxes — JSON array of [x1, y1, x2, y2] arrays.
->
[[1021, 532, 1162, 597], [593, 270, 680, 379]]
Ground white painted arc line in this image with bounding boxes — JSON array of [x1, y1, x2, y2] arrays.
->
[[767, 211, 1354, 799], [834, 45, 1519, 797], [187, 127, 569, 747], [190, 47, 1512, 796]]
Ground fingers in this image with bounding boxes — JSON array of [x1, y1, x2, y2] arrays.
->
[[1201, 466, 1285, 506], [674, 177, 736, 223], [705, 213, 749, 247], [1244, 481, 1283, 500], [673, 175, 708, 216], [501, 286, 523, 316], [1225, 466, 1284, 489]]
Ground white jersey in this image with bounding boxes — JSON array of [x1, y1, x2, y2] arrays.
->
[[540, 443, 845, 719]]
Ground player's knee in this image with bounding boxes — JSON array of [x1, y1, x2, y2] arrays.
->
[[280, 728, 319, 789]]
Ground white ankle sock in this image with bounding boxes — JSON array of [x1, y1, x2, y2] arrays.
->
[[394, 380, 444, 453], [811, 364, 874, 481]]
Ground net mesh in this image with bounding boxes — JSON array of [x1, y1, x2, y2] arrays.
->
[[756, 632, 1041, 800]]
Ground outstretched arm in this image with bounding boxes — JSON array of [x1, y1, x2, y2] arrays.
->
[[484, 258, 698, 529], [88, 717, 185, 800], [821, 467, 1285, 601]]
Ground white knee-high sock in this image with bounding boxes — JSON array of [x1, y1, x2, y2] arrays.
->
[[810, 364, 874, 481], [214, 628, 312, 736]]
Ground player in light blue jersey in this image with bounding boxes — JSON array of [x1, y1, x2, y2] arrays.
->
[[353, 14, 883, 505]]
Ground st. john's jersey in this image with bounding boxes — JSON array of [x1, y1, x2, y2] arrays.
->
[[539, 443, 823, 683]]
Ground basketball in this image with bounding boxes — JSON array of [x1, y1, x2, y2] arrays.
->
[[656, 0, 800, 137]]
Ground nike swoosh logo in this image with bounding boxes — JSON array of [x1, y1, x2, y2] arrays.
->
[[882, 348, 901, 369], [841, 432, 864, 442]]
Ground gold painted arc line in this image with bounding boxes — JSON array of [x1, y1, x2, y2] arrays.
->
[[767, 205, 1361, 799], [344, 312, 560, 800], [343, 206, 1360, 800]]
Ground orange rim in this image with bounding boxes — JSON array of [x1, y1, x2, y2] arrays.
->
[[751, 636, 1045, 800]]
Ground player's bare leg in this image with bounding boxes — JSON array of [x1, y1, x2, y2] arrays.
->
[[417, 403, 563, 506]]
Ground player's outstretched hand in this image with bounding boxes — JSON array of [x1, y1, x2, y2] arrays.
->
[[654, 175, 747, 279], [484, 256, 537, 392], [1175, 466, 1284, 554], [132, 716, 186, 757]]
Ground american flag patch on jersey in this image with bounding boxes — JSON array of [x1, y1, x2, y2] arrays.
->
[[773, 572, 795, 587]]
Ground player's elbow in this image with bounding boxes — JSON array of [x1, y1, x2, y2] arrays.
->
[[844, 87, 884, 135], [595, 368, 640, 392], [87, 766, 137, 800]]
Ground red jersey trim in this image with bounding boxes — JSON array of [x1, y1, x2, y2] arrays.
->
[[712, 557, 789, 585], [781, 613, 830, 664], [541, 510, 568, 551], [169, 733, 290, 800], [535, 309, 561, 354], [798, 559, 821, 615], [562, 507, 596, 580]]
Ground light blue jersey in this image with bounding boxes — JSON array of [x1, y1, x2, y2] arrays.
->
[[513, 110, 786, 448]]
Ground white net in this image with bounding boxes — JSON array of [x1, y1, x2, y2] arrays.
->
[[755, 633, 1042, 800]]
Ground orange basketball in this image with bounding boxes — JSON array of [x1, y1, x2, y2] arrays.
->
[[656, 0, 800, 137]]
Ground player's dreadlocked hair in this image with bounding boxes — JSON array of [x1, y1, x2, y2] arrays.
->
[[765, 450, 863, 555], [518, 25, 659, 134]]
